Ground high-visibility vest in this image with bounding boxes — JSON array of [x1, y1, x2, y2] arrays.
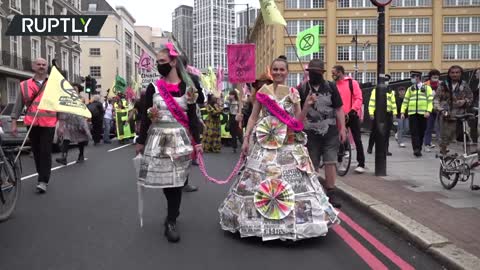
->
[[21, 78, 57, 127], [401, 84, 433, 115], [368, 88, 397, 116]]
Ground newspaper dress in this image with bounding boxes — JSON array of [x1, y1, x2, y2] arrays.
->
[[218, 85, 339, 241], [137, 84, 193, 188]]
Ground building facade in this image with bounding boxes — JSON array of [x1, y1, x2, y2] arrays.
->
[[249, 0, 480, 87], [236, 8, 260, 43], [172, 5, 194, 62], [80, 0, 156, 97], [193, 0, 236, 71], [0, 0, 82, 108]]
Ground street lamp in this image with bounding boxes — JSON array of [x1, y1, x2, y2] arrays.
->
[[228, 3, 250, 42], [351, 30, 358, 81], [363, 40, 371, 83]]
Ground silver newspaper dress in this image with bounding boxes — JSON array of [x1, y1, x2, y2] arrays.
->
[[218, 86, 339, 241], [137, 84, 193, 188]]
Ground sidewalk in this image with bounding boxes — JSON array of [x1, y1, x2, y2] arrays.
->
[[325, 135, 480, 270]]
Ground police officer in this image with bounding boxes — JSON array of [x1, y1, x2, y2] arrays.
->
[[367, 74, 396, 156], [401, 71, 434, 157]]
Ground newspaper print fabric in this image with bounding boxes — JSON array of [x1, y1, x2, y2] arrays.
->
[[218, 90, 339, 241], [137, 89, 193, 188]]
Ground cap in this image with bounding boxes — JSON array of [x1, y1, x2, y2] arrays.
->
[[306, 59, 325, 72], [410, 70, 422, 77], [385, 74, 391, 81]]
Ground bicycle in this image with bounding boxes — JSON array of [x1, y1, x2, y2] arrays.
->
[[0, 139, 22, 221], [438, 112, 480, 191], [337, 116, 352, 177]]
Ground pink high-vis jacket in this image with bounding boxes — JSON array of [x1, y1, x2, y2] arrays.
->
[[336, 76, 363, 118]]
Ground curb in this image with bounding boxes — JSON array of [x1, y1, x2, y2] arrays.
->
[[333, 179, 480, 270]]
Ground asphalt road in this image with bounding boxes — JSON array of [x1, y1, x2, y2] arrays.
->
[[0, 142, 445, 270]]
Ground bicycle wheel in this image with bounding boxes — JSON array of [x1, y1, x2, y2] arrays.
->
[[337, 141, 352, 177], [439, 156, 460, 190], [0, 156, 21, 222]]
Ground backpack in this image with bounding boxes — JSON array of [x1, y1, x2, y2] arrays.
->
[[347, 79, 364, 121], [299, 81, 335, 108]]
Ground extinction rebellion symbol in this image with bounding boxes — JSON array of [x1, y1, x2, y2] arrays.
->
[[299, 34, 315, 52]]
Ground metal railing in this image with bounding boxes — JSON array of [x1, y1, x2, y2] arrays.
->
[[0, 51, 33, 72]]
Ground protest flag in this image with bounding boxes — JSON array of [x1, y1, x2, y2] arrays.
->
[[296, 25, 320, 57], [259, 0, 287, 26]]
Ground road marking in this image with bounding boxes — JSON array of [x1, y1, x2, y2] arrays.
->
[[339, 212, 415, 270], [21, 159, 88, 181], [107, 144, 132, 152], [333, 225, 388, 270]]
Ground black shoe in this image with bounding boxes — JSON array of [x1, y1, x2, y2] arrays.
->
[[164, 221, 180, 243], [414, 151, 422, 157], [183, 184, 198, 192], [386, 152, 392, 156], [55, 157, 67, 166], [191, 160, 199, 166], [77, 155, 85, 163], [367, 149, 372, 154], [326, 189, 342, 209]]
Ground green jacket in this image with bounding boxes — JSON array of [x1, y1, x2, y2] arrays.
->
[[401, 84, 433, 115], [368, 88, 397, 116]]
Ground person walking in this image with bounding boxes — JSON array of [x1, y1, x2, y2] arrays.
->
[[11, 58, 57, 193], [367, 74, 396, 156], [103, 98, 114, 144], [202, 95, 223, 153], [401, 71, 434, 157], [423, 69, 441, 152], [226, 89, 243, 152], [87, 95, 104, 145], [331, 65, 366, 173]]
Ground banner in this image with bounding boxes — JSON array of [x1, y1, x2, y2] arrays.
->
[[115, 75, 127, 93], [138, 51, 153, 72], [227, 44, 256, 84], [296, 25, 320, 57], [38, 66, 92, 118], [141, 71, 160, 90], [115, 108, 135, 140], [259, 0, 286, 26]]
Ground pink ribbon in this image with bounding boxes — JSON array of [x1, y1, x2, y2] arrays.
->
[[197, 153, 245, 184], [256, 92, 304, 131], [165, 43, 179, 56], [156, 80, 190, 131]]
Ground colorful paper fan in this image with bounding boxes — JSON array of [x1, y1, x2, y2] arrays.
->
[[255, 116, 287, 149], [254, 179, 295, 220]]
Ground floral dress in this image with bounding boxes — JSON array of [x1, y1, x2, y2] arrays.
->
[[218, 85, 339, 241], [202, 104, 222, 153]]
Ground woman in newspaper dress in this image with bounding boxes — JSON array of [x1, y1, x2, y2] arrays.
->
[[136, 43, 202, 243], [218, 57, 339, 241]]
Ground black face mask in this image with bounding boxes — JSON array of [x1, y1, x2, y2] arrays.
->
[[309, 71, 323, 85], [157, 62, 172, 77]]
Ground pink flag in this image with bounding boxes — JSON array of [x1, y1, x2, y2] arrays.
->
[[187, 65, 201, 76], [216, 65, 223, 92], [227, 44, 256, 83], [138, 51, 152, 72]]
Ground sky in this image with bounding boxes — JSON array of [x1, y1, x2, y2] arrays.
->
[[106, 0, 260, 31]]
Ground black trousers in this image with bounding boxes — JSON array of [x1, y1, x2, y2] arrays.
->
[[409, 114, 427, 153], [229, 114, 243, 149], [28, 126, 55, 184], [163, 187, 182, 222], [346, 113, 366, 167], [61, 140, 87, 156], [91, 117, 103, 143], [368, 113, 393, 152]]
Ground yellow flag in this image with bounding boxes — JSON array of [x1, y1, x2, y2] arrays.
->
[[107, 79, 116, 99], [38, 66, 92, 118], [259, 0, 286, 26]]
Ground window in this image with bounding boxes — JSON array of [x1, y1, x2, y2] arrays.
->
[[287, 73, 302, 88], [390, 44, 431, 61], [443, 44, 480, 60], [10, 36, 21, 59], [125, 32, 132, 49], [61, 49, 69, 77], [31, 37, 40, 60], [46, 42, 55, 64], [337, 0, 374, 8], [72, 54, 80, 80], [115, 25, 119, 40], [337, 19, 377, 35], [313, 0, 325, 8], [354, 72, 377, 84], [31, 0, 40, 14], [10, 0, 21, 11], [390, 17, 431, 34], [337, 45, 377, 61], [7, 79, 20, 104], [90, 48, 101, 56], [286, 45, 325, 62], [286, 20, 325, 35], [443, 17, 480, 33], [444, 0, 480, 6], [90, 66, 101, 77], [390, 72, 411, 81], [392, 0, 432, 6], [135, 44, 141, 56]]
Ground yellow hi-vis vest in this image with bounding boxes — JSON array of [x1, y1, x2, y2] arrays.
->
[[368, 88, 397, 116], [401, 84, 433, 115]]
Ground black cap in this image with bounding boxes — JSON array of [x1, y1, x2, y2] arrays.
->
[[410, 70, 422, 77], [385, 74, 391, 81]]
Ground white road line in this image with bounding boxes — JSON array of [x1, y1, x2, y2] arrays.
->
[[107, 143, 133, 152], [21, 159, 89, 181]]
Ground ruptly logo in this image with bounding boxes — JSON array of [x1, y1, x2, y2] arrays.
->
[[5, 15, 107, 36]]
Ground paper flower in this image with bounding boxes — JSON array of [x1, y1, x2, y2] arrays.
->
[[255, 116, 287, 149], [254, 178, 295, 220]]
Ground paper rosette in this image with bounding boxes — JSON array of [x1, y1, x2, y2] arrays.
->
[[255, 116, 287, 149], [254, 179, 295, 220]]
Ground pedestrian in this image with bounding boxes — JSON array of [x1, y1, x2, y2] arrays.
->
[[423, 69, 441, 152], [367, 74, 396, 156], [299, 59, 347, 208], [401, 71, 434, 157], [87, 95, 104, 145], [434, 65, 473, 155], [395, 86, 409, 148], [227, 89, 243, 152], [11, 58, 57, 193], [202, 95, 222, 153], [218, 56, 339, 241], [103, 97, 114, 144], [331, 65, 366, 173], [55, 84, 91, 165], [135, 43, 203, 243]]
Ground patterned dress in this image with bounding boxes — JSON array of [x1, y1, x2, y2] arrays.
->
[[218, 85, 339, 241], [202, 104, 222, 153], [55, 113, 91, 143]]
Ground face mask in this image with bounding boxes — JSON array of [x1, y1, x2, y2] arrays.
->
[[157, 62, 172, 77], [309, 72, 323, 85], [332, 74, 339, 81], [385, 81, 389, 86], [430, 81, 439, 88], [411, 78, 417, 85]]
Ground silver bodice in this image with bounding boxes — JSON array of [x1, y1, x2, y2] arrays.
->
[[152, 84, 188, 123]]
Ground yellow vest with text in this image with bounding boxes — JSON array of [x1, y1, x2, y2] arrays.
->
[[368, 88, 397, 116], [401, 84, 433, 115]]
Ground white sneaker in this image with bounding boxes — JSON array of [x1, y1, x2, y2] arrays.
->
[[399, 143, 406, 148], [338, 164, 347, 172], [354, 166, 366, 174], [395, 133, 398, 141], [36, 182, 47, 193], [425, 147, 431, 153]]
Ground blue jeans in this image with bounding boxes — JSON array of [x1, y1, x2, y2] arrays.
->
[[396, 117, 409, 144], [103, 118, 112, 142], [424, 112, 439, 146]]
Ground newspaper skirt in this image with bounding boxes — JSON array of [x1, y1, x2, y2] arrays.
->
[[138, 122, 193, 188], [218, 117, 339, 241]]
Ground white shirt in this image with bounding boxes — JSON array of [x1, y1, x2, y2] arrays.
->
[[104, 103, 113, 119]]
